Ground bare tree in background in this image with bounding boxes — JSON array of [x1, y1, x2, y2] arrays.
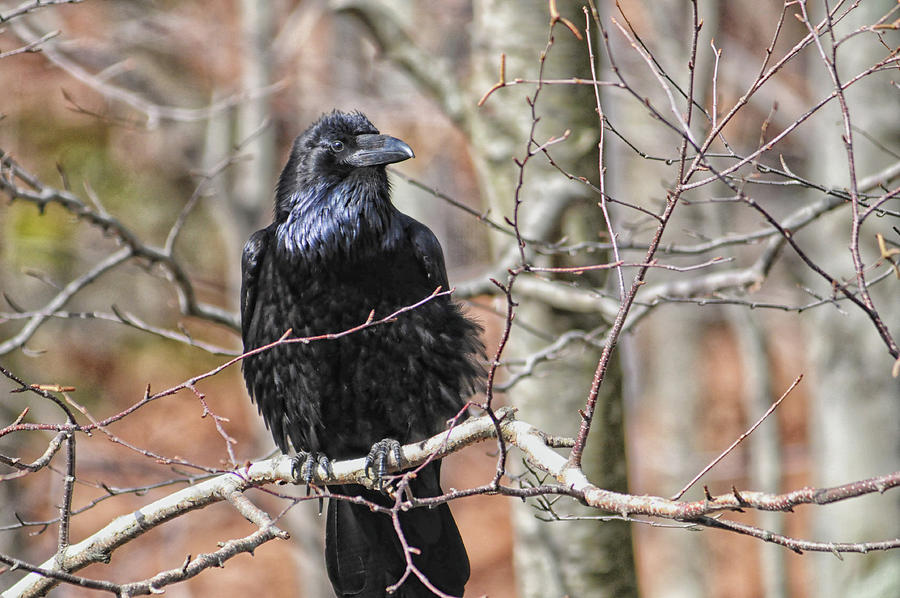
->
[[1, 1, 899, 597]]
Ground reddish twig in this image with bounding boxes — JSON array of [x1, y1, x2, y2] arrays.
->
[[670, 375, 803, 500]]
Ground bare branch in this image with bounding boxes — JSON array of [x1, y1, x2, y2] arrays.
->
[[0, 431, 66, 477], [671, 375, 803, 500], [0, 28, 58, 58], [0, 0, 82, 24], [8, 20, 285, 128], [0, 151, 239, 333], [0, 248, 132, 355], [332, 0, 467, 126]]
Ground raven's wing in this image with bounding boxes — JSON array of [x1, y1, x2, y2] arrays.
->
[[240, 227, 271, 344], [399, 213, 451, 292]]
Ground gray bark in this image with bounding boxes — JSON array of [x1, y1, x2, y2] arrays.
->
[[804, 2, 900, 597], [469, 2, 636, 596]]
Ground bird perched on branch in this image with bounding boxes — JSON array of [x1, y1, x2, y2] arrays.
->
[[240, 110, 484, 597]]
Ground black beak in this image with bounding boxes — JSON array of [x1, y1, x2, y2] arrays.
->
[[346, 134, 415, 167]]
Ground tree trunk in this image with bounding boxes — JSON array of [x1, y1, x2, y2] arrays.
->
[[805, 2, 900, 597], [470, 2, 636, 596]]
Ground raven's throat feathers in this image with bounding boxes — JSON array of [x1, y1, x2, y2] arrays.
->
[[275, 174, 402, 262]]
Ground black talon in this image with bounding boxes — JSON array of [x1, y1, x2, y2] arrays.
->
[[291, 451, 332, 484], [317, 453, 334, 478], [365, 438, 403, 487], [290, 452, 310, 483]]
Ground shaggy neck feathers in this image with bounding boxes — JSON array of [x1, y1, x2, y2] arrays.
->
[[274, 172, 401, 265]]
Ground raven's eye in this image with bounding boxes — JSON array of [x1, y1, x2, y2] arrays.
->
[[329, 140, 344, 153]]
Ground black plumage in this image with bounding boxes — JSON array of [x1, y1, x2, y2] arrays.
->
[[240, 111, 484, 597]]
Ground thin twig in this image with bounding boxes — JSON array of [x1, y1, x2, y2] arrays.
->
[[671, 375, 803, 500]]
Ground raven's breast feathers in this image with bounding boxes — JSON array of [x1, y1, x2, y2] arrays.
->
[[274, 175, 403, 265]]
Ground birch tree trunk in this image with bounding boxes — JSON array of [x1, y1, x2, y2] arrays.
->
[[470, 2, 636, 596], [804, 2, 900, 597]]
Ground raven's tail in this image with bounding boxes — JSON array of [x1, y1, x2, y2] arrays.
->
[[325, 462, 469, 598]]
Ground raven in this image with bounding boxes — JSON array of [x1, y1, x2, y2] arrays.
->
[[240, 111, 484, 597]]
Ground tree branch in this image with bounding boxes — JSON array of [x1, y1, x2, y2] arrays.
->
[[5, 408, 897, 596], [332, 0, 468, 127]]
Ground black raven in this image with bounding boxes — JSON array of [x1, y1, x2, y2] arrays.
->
[[240, 110, 484, 597]]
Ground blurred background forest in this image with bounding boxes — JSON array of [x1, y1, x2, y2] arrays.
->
[[1, 1, 898, 597]]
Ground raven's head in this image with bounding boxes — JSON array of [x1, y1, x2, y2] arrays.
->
[[273, 111, 415, 260], [274, 111, 414, 222]]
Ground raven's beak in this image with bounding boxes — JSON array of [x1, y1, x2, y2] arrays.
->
[[347, 134, 415, 167]]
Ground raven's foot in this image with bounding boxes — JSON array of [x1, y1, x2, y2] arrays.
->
[[365, 438, 403, 488], [291, 451, 332, 485]]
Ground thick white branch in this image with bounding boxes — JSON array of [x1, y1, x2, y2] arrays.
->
[[2, 410, 513, 597], [5, 408, 897, 597]]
